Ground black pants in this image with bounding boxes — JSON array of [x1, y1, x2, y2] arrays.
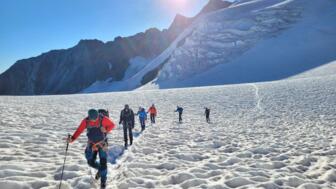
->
[[123, 123, 133, 145], [178, 113, 182, 122], [206, 113, 210, 123], [150, 114, 155, 123], [140, 118, 145, 131]]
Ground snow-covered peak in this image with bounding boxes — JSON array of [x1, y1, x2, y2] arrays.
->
[[168, 14, 191, 31], [196, 0, 232, 17], [142, 0, 336, 89]]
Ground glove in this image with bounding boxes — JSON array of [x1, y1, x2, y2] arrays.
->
[[66, 135, 74, 143], [101, 127, 107, 133]]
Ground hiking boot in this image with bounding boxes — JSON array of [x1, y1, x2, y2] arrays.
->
[[95, 171, 100, 180], [101, 182, 106, 189]]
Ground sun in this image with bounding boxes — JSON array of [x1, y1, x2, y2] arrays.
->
[[165, 0, 189, 9], [159, 0, 191, 13]]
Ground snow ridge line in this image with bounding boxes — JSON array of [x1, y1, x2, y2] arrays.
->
[[251, 83, 263, 112]]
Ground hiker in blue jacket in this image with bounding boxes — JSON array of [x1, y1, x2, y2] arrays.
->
[[136, 107, 147, 131], [175, 106, 183, 123]]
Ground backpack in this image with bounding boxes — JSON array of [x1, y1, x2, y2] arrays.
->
[[123, 109, 133, 119], [121, 109, 134, 128], [98, 109, 109, 117], [86, 115, 105, 143]]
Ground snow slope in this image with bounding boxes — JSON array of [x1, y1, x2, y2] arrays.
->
[[82, 57, 153, 93], [290, 60, 336, 80], [148, 0, 336, 89], [0, 61, 336, 188]]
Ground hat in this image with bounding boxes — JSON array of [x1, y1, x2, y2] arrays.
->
[[88, 109, 98, 121]]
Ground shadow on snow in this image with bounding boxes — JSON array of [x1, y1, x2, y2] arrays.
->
[[107, 130, 143, 164]]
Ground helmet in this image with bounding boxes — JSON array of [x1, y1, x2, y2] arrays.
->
[[88, 109, 98, 121]]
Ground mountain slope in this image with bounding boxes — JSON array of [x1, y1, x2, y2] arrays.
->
[[83, 0, 336, 93], [0, 28, 169, 95], [0, 0, 232, 95], [82, 1, 234, 93], [141, 0, 336, 89]]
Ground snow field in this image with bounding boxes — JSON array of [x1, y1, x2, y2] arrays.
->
[[0, 70, 335, 188]]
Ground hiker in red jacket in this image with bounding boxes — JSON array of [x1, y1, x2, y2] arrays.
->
[[147, 104, 157, 124], [68, 109, 115, 189]]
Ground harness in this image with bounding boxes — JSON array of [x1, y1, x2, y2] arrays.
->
[[88, 140, 106, 152], [86, 116, 107, 151]]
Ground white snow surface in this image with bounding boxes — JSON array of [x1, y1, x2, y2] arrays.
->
[[0, 60, 336, 188]]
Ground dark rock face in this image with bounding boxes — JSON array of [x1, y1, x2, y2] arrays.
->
[[164, 14, 192, 42], [0, 0, 232, 95], [141, 56, 171, 85], [0, 30, 170, 95]]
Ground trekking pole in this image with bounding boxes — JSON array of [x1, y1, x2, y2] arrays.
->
[[59, 134, 70, 189]]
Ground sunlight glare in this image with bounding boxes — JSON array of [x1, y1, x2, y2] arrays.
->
[[159, 0, 192, 13]]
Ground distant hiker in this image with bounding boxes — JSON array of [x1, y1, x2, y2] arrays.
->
[[147, 104, 157, 124], [205, 107, 210, 123], [119, 104, 135, 149], [136, 107, 147, 131], [68, 109, 116, 189], [175, 106, 183, 123]]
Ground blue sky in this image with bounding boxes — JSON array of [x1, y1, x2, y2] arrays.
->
[[0, 0, 209, 74]]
